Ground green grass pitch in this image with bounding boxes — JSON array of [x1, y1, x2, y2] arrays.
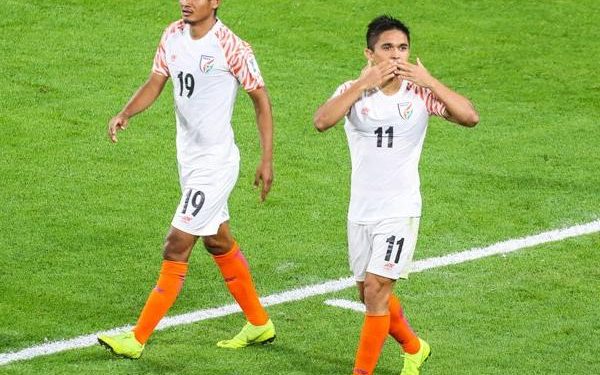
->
[[1, 0, 599, 374]]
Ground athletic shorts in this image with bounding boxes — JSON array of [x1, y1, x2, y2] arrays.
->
[[347, 217, 420, 281], [171, 163, 239, 236]]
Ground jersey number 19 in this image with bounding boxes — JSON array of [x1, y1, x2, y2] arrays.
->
[[177, 71, 195, 98]]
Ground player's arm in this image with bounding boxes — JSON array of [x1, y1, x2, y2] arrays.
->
[[247, 87, 274, 202], [398, 58, 479, 127], [313, 61, 397, 132], [108, 72, 169, 143]]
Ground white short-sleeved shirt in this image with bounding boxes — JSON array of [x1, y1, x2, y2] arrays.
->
[[152, 19, 264, 181], [333, 79, 446, 222]]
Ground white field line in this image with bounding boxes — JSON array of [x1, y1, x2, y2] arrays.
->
[[1, 219, 598, 366], [325, 299, 366, 313]]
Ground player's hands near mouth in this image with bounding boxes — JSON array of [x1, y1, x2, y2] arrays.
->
[[358, 60, 398, 90], [397, 58, 435, 88]]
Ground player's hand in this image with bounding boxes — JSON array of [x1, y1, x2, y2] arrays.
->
[[397, 58, 435, 88], [107, 113, 129, 143], [358, 60, 398, 90], [254, 160, 273, 202]]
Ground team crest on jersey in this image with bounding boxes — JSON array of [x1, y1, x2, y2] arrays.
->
[[199, 55, 215, 73], [397, 101, 413, 120]]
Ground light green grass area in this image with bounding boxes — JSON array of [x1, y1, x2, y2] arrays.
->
[[1, 0, 599, 374]]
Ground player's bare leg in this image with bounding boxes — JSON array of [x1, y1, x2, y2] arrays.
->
[[98, 227, 197, 358], [352, 273, 393, 374], [355, 276, 430, 375], [205, 222, 275, 348], [163, 226, 199, 261]]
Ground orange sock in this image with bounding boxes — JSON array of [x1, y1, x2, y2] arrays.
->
[[389, 294, 420, 354], [212, 242, 269, 326], [133, 260, 188, 344], [353, 313, 390, 375]]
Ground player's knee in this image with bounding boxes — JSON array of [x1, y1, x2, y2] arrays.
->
[[163, 233, 192, 261], [363, 279, 383, 300], [202, 235, 229, 255], [363, 277, 392, 311]]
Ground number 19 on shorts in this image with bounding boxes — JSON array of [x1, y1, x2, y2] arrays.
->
[[181, 189, 205, 216]]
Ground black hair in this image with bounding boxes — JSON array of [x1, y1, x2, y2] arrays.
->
[[366, 15, 410, 50]]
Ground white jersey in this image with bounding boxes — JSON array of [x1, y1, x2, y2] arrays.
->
[[334, 79, 446, 222], [152, 19, 264, 180]]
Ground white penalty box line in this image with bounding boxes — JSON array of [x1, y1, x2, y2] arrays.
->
[[1, 219, 599, 366]]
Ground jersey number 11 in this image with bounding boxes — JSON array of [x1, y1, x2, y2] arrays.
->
[[374, 126, 393, 148]]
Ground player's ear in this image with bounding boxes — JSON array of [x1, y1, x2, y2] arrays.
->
[[364, 48, 374, 64]]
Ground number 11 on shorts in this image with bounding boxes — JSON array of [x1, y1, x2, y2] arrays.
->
[[385, 235, 404, 263]]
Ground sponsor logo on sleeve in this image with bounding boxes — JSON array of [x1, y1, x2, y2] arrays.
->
[[246, 55, 261, 77]]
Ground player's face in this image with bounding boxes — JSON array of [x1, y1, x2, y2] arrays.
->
[[179, 0, 219, 24], [365, 29, 410, 67]]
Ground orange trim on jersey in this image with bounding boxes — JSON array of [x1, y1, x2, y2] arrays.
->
[[406, 81, 446, 117], [152, 20, 186, 77], [335, 80, 356, 97], [214, 23, 265, 91]]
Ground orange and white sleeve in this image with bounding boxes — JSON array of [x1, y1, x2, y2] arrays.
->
[[407, 82, 447, 117], [329, 80, 357, 118], [424, 88, 447, 117], [216, 26, 265, 91], [332, 80, 355, 98], [152, 30, 170, 77], [151, 21, 183, 77]]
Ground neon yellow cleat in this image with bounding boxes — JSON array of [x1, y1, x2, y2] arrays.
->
[[98, 331, 145, 359], [400, 338, 431, 375], [217, 319, 276, 349]]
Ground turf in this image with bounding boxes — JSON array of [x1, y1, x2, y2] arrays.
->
[[1, 0, 599, 374]]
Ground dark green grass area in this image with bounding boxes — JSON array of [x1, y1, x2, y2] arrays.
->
[[3, 235, 598, 374], [1, 0, 599, 373]]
